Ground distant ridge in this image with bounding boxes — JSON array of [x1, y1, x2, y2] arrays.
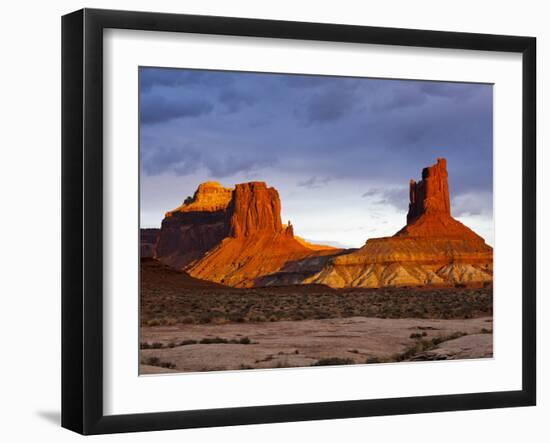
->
[[141, 158, 492, 289], [304, 159, 493, 288], [152, 181, 340, 287]]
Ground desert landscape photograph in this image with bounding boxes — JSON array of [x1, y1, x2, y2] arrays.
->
[[139, 68, 493, 374]]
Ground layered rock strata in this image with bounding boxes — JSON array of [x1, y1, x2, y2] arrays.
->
[[154, 181, 339, 287], [154, 182, 233, 269], [304, 159, 493, 288], [146, 159, 492, 289]]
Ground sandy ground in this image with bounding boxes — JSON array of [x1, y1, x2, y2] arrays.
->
[[140, 316, 493, 374]]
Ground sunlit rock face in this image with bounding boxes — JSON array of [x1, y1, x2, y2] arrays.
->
[[154, 182, 233, 269], [153, 181, 339, 287], [147, 159, 492, 289], [305, 159, 493, 288], [227, 182, 284, 238], [167, 181, 233, 214], [407, 158, 451, 223]]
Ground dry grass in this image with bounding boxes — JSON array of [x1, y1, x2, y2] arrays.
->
[[140, 356, 177, 369], [140, 258, 493, 326]]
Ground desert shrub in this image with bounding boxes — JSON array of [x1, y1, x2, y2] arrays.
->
[[141, 275, 492, 325], [144, 356, 160, 366], [481, 328, 492, 334], [392, 331, 469, 362], [179, 339, 197, 346], [410, 333, 423, 339], [366, 357, 380, 364], [239, 337, 251, 345], [178, 316, 196, 324], [200, 337, 229, 344], [312, 357, 355, 366], [140, 342, 151, 349], [432, 332, 464, 344], [151, 342, 163, 349], [141, 356, 176, 369]]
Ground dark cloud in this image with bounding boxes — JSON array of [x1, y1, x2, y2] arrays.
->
[[297, 176, 332, 188], [140, 68, 206, 92], [362, 187, 409, 211], [283, 75, 342, 89], [302, 80, 361, 124], [371, 85, 427, 112], [140, 68, 237, 92], [139, 68, 493, 217], [219, 89, 257, 112], [420, 82, 480, 99], [303, 89, 355, 123], [203, 155, 275, 178], [140, 95, 213, 125], [141, 147, 201, 176], [141, 145, 274, 178]]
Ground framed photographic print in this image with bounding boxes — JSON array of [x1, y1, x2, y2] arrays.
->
[[61, 8, 536, 435]]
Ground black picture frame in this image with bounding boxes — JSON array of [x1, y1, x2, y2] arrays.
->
[[61, 8, 536, 435]]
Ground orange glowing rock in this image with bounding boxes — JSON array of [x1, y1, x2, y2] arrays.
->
[[304, 158, 493, 288], [154, 180, 339, 286], [149, 159, 492, 289]]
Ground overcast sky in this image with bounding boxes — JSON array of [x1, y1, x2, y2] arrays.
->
[[139, 67, 493, 248]]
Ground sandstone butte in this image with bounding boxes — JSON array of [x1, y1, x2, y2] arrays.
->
[[303, 158, 493, 288], [153, 181, 338, 287], [146, 158, 493, 289]]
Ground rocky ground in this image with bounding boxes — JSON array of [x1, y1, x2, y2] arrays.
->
[[140, 316, 493, 374]]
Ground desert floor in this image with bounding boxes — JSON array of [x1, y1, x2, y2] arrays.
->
[[139, 259, 493, 374], [140, 316, 493, 374]]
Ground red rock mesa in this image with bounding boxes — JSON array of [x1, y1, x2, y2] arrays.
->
[[144, 159, 492, 288], [153, 181, 338, 287], [407, 158, 451, 223], [305, 158, 493, 288], [154, 182, 233, 269]]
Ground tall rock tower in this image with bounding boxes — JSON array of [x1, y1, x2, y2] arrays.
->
[[407, 158, 451, 223]]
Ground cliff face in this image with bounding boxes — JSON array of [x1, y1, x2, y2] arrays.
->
[[226, 182, 285, 237], [140, 228, 159, 258], [153, 181, 339, 286], [305, 158, 493, 288], [154, 182, 233, 269], [147, 159, 492, 289], [187, 181, 337, 287], [407, 158, 450, 223], [396, 159, 484, 241]]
